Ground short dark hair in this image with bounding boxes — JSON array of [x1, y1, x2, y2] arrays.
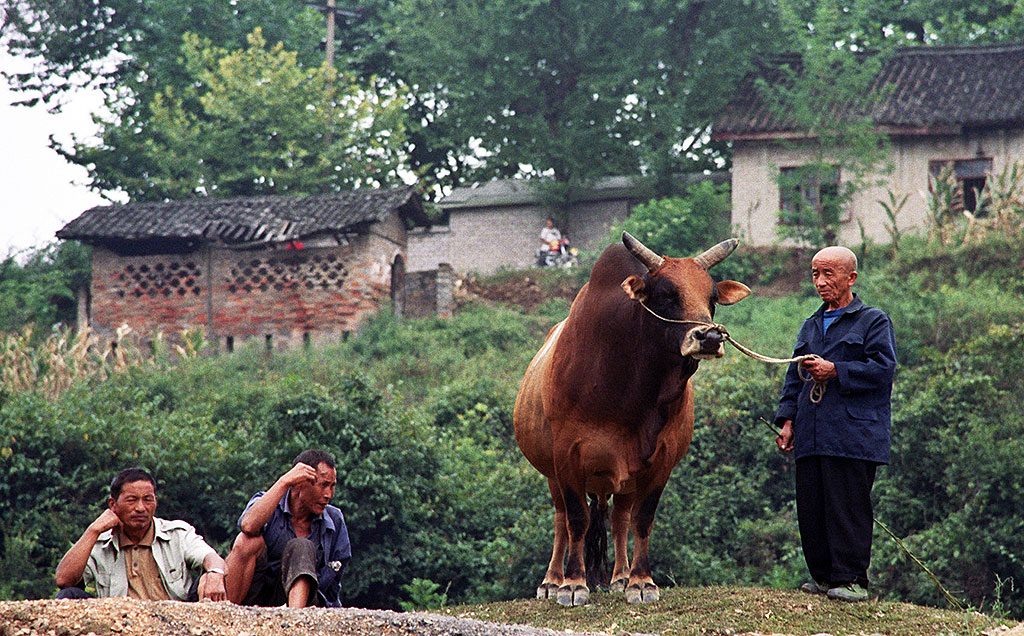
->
[[293, 449, 336, 471], [110, 467, 157, 500]]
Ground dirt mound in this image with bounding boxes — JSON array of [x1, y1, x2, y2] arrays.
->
[[456, 273, 581, 312], [0, 598, 603, 636]]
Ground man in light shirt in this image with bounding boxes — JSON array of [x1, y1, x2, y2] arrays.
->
[[54, 467, 227, 601]]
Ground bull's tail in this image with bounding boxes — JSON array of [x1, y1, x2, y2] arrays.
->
[[584, 494, 609, 589]]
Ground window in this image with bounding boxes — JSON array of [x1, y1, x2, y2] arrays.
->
[[929, 158, 992, 214], [778, 165, 841, 228]]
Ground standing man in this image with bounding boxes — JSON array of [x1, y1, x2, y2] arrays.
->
[[225, 449, 351, 608], [54, 467, 227, 601], [774, 246, 896, 602]]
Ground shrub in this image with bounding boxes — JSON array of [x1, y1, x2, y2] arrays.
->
[[612, 181, 732, 259]]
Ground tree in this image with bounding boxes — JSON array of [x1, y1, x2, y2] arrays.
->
[[0, 241, 91, 333], [348, 0, 778, 198], [758, 0, 895, 246], [1, 0, 323, 107], [66, 29, 408, 200]]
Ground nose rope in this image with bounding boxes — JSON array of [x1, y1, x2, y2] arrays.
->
[[637, 300, 826, 403]]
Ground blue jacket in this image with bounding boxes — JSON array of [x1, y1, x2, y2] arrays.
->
[[774, 295, 897, 464], [239, 491, 351, 607]]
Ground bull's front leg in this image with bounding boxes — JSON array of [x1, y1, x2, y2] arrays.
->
[[626, 485, 664, 604], [557, 482, 591, 606], [537, 478, 567, 599], [609, 492, 633, 593]]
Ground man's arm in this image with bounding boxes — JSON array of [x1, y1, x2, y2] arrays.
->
[[197, 551, 228, 601], [238, 463, 316, 536], [55, 509, 120, 588]]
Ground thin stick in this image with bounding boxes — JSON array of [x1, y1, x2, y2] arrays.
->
[[758, 416, 783, 438], [873, 516, 965, 611]]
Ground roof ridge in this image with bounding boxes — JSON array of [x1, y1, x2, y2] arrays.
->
[[895, 42, 1024, 55], [113, 186, 415, 208]]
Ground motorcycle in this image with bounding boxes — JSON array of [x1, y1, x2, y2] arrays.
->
[[536, 237, 579, 268]]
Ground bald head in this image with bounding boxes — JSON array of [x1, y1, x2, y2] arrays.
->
[[811, 246, 858, 310], [812, 246, 857, 273]]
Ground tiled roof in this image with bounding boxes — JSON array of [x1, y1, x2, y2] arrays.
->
[[57, 186, 428, 245], [713, 44, 1024, 140], [440, 173, 727, 210]]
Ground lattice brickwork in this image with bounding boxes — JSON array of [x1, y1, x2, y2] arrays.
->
[[112, 261, 203, 298], [225, 254, 350, 294]]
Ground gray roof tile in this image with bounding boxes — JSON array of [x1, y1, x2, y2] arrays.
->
[[57, 187, 428, 245], [714, 44, 1024, 139]]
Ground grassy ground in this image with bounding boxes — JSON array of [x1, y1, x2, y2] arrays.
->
[[440, 586, 1012, 635]]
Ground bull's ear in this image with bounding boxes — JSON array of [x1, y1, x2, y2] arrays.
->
[[621, 275, 647, 302], [716, 280, 751, 305]]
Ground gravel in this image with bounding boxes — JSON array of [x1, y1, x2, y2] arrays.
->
[[0, 598, 612, 636]]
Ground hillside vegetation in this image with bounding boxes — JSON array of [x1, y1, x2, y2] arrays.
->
[[2, 234, 1024, 628]]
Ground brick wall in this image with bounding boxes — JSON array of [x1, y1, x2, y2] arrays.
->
[[404, 264, 454, 319], [410, 198, 634, 274], [88, 213, 407, 348]]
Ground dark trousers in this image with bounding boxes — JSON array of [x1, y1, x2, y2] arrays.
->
[[56, 577, 201, 601], [795, 455, 877, 587], [244, 537, 320, 606]]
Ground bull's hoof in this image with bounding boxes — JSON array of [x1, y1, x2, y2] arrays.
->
[[625, 582, 660, 604], [556, 584, 590, 607], [536, 582, 560, 600], [609, 578, 628, 593]]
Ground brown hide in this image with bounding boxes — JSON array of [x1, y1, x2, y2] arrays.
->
[[516, 244, 711, 490], [513, 239, 749, 604]]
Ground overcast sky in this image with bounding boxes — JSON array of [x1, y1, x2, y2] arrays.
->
[[1, 50, 116, 259]]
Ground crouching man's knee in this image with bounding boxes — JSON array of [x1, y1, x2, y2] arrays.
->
[[230, 531, 266, 559], [282, 538, 318, 608]]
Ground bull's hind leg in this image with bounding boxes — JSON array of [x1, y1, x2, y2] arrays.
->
[[537, 478, 567, 600], [625, 485, 664, 604], [609, 492, 633, 593]]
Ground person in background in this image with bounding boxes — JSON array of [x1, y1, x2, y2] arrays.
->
[[537, 217, 562, 265], [54, 467, 227, 601]]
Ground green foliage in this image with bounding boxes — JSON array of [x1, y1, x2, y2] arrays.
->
[[0, 242, 91, 333], [612, 181, 732, 258], [760, 1, 894, 246], [3, 233, 1024, 618], [73, 29, 408, 200], [873, 322, 1024, 615], [399, 578, 449, 611]]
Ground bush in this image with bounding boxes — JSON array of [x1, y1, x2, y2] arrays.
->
[[612, 181, 732, 259], [3, 232, 1024, 617]]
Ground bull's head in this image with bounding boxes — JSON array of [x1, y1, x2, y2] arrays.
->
[[620, 232, 751, 359]]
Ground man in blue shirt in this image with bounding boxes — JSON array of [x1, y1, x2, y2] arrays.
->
[[774, 246, 897, 603], [225, 449, 351, 607]]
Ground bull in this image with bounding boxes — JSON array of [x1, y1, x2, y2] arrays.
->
[[513, 233, 750, 606]]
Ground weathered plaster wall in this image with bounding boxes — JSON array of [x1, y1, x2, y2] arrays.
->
[[730, 128, 1024, 246]]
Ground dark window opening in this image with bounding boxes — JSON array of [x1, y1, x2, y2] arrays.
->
[[779, 166, 841, 228], [929, 158, 993, 215]]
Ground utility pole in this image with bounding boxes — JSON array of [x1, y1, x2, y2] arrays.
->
[[325, 0, 336, 69]]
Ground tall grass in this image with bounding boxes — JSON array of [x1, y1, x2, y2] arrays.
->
[[0, 324, 203, 399]]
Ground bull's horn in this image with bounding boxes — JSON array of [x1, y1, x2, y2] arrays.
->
[[693, 238, 740, 270], [622, 231, 664, 271]]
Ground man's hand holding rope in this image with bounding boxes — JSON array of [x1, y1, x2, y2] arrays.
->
[[798, 355, 837, 382]]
